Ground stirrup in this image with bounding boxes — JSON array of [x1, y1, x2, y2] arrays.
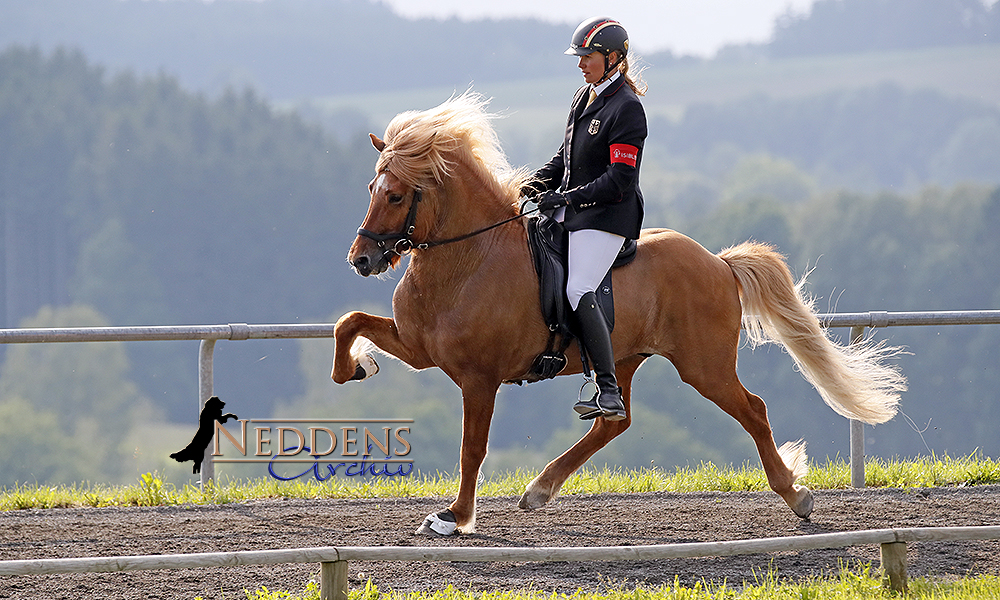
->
[[573, 381, 625, 421]]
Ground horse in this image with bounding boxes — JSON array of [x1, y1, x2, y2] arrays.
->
[[331, 92, 906, 535]]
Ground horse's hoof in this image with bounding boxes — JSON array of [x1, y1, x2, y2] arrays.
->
[[349, 353, 379, 381], [518, 480, 554, 510], [789, 484, 814, 519], [415, 509, 458, 536]]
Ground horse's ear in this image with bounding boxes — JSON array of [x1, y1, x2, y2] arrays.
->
[[369, 133, 386, 152]]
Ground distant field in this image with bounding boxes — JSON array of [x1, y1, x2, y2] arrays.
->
[[302, 45, 1000, 124], [297, 44, 1000, 165]]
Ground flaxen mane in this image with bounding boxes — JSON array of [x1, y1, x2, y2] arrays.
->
[[375, 92, 531, 204]]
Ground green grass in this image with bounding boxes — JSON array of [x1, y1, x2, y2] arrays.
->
[[237, 565, 1000, 600], [3, 453, 999, 511]]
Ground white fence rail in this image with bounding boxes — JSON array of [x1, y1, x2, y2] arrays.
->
[[2, 310, 1000, 487], [1, 526, 999, 597]]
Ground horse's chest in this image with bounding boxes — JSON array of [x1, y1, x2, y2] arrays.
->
[[396, 294, 498, 363]]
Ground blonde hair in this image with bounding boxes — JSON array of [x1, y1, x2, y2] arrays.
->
[[617, 51, 647, 96]]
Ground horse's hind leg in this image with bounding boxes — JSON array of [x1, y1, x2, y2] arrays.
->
[[681, 361, 814, 518], [519, 355, 646, 510]]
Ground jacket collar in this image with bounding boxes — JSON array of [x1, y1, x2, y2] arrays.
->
[[591, 70, 620, 98], [577, 75, 625, 120]]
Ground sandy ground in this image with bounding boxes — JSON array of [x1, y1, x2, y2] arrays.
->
[[2, 485, 1000, 599]]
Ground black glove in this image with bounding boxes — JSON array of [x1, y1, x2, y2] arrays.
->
[[533, 191, 569, 212]]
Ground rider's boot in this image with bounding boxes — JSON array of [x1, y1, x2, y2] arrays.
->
[[572, 291, 626, 421]]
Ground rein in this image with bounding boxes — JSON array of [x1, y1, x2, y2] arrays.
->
[[357, 187, 539, 260]]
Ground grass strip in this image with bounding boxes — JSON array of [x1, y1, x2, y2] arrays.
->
[[236, 565, 1000, 600], [2, 452, 998, 511]]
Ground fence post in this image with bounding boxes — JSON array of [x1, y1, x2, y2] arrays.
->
[[199, 338, 217, 487], [849, 325, 866, 488], [880, 541, 908, 592], [320, 560, 349, 600]]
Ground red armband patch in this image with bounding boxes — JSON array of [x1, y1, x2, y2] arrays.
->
[[610, 144, 638, 167]]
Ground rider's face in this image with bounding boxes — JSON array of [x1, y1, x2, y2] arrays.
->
[[577, 51, 618, 85], [577, 51, 605, 85]]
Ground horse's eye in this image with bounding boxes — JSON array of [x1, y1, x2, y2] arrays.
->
[[388, 194, 403, 205]]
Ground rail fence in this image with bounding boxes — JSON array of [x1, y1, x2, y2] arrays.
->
[[1, 310, 1000, 487], [1, 526, 999, 597], [2, 312, 1000, 597]]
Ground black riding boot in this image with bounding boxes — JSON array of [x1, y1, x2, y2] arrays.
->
[[572, 291, 626, 421]]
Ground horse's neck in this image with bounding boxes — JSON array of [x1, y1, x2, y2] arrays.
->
[[402, 170, 527, 301], [400, 219, 530, 325], [437, 166, 517, 240]]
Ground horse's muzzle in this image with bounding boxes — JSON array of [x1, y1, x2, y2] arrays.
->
[[352, 254, 375, 277], [350, 249, 391, 277]]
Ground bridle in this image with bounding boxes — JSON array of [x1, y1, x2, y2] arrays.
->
[[356, 185, 537, 262]]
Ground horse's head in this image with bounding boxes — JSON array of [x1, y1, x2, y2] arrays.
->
[[348, 93, 531, 277], [347, 134, 422, 277]]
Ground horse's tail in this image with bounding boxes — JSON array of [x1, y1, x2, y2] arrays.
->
[[718, 241, 906, 424]]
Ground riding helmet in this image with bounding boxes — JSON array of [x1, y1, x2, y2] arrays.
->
[[564, 17, 629, 57]]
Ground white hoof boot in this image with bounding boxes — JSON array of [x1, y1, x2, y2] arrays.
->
[[347, 338, 379, 381], [415, 509, 458, 536], [349, 353, 379, 381]]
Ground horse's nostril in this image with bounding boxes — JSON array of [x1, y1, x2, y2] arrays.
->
[[353, 255, 372, 277]]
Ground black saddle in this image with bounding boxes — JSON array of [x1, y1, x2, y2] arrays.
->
[[517, 213, 636, 383]]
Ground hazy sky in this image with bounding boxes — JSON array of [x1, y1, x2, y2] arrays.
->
[[379, 0, 817, 57]]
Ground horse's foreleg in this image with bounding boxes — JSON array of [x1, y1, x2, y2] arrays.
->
[[416, 378, 498, 535], [331, 311, 432, 384], [518, 355, 645, 510]]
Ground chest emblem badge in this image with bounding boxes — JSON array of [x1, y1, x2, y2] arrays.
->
[[588, 119, 600, 135]]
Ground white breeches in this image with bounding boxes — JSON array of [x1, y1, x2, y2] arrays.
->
[[566, 228, 626, 310]]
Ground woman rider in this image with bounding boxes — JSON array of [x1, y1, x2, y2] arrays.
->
[[525, 17, 647, 421]]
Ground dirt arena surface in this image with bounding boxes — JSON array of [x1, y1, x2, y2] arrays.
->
[[2, 485, 999, 599]]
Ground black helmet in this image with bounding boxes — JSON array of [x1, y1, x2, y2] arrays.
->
[[564, 17, 629, 57]]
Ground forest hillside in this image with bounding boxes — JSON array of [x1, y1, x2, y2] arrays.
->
[[1, 0, 998, 486]]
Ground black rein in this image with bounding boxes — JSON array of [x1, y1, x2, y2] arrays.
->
[[357, 188, 538, 260]]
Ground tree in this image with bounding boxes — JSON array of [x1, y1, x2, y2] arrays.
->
[[0, 396, 83, 487], [70, 218, 167, 325], [0, 46, 382, 422], [771, 0, 995, 57], [0, 304, 154, 484], [720, 154, 818, 206]]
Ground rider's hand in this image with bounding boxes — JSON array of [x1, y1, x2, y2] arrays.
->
[[533, 191, 569, 212]]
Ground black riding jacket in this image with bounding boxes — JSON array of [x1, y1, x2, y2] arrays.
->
[[530, 75, 646, 240]]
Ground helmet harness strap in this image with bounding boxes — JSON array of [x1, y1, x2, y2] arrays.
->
[[600, 52, 623, 84]]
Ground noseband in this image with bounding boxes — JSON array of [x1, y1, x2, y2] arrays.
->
[[357, 187, 536, 262], [357, 188, 426, 258]]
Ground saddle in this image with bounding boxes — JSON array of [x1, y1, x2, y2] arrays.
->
[[518, 213, 636, 383]]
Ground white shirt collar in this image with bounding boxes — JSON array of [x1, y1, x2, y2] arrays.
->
[[591, 70, 620, 97]]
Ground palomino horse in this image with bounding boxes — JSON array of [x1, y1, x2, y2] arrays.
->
[[332, 93, 905, 535]]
